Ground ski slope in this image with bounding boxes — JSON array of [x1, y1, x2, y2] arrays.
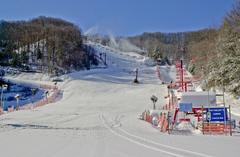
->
[[0, 42, 239, 157]]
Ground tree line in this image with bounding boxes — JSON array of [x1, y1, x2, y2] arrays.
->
[[0, 16, 96, 74], [128, 29, 217, 65], [206, 1, 240, 96]]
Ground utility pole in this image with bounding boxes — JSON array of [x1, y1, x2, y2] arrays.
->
[[180, 60, 184, 91]]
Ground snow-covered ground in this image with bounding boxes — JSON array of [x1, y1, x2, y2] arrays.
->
[[0, 43, 239, 157]]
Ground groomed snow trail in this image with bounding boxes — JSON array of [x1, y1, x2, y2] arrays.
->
[[0, 43, 239, 157]]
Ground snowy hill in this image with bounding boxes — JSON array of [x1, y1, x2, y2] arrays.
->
[[0, 42, 239, 157]]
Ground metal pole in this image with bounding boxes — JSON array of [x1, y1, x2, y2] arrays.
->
[[167, 87, 170, 108], [229, 105, 232, 136], [223, 82, 226, 128], [180, 60, 184, 91], [206, 78, 209, 107], [207, 81, 210, 134], [171, 90, 174, 109], [1, 86, 3, 109], [167, 111, 170, 134], [136, 68, 138, 81], [202, 105, 204, 135], [16, 98, 19, 110], [104, 53, 107, 65]]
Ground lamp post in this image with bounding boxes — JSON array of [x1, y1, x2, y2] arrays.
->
[[1, 84, 8, 110], [15, 94, 20, 110]]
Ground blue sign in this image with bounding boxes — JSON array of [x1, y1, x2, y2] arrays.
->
[[206, 107, 228, 122], [179, 103, 192, 112]]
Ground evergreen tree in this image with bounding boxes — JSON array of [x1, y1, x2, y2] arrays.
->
[[206, 1, 240, 96]]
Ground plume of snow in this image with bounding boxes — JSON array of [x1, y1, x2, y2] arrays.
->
[[108, 32, 145, 53], [84, 26, 99, 36]]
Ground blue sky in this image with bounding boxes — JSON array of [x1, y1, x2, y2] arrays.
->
[[0, 0, 236, 36]]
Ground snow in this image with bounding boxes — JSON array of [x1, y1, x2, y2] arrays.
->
[[173, 121, 202, 135], [224, 93, 240, 117], [0, 42, 240, 157]]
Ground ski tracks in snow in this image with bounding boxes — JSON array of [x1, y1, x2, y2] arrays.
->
[[100, 114, 213, 157]]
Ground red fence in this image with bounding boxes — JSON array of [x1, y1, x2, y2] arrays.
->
[[143, 111, 170, 133], [19, 84, 61, 111], [202, 123, 231, 135]]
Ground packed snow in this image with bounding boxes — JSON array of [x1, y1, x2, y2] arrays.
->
[[0, 42, 240, 157]]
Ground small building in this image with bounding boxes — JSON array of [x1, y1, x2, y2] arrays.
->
[[179, 91, 216, 108]]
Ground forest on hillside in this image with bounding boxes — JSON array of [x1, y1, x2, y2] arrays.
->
[[128, 29, 217, 75], [0, 16, 94, 74]]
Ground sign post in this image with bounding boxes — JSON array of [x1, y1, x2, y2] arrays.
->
[[150, 95, 158, 110]]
